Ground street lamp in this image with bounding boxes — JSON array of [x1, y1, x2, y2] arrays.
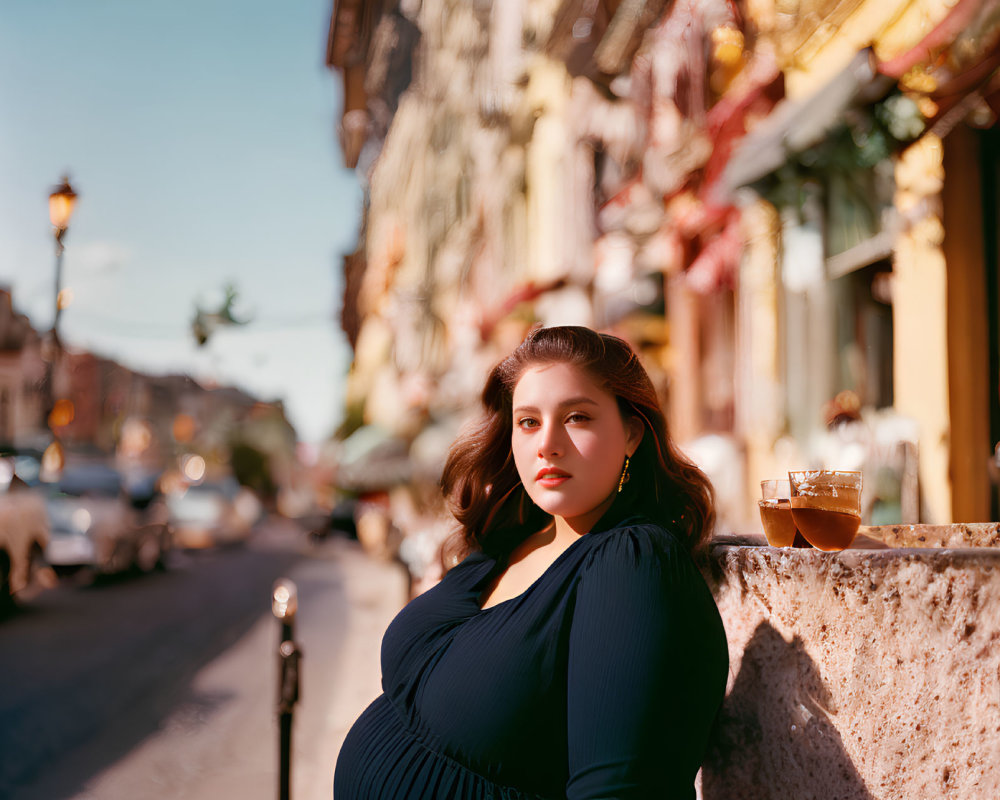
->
[[41, 176, 77, 470], [48, 175, 78, 341]]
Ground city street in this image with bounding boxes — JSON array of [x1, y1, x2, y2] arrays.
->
[[0, 517, 409, 800]]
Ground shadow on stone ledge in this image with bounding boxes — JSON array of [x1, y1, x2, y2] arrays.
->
[[702, 621, 875, 800]]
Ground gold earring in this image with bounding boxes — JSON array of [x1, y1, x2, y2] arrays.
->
[[617, 455, 630, 493]]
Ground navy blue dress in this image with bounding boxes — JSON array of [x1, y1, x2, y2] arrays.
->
[[333, 514, 729, 799]]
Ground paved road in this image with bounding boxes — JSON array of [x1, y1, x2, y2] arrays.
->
[[0, 517, 408, 800]]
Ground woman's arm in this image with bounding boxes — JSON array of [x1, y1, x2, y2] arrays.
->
[[565, 527, 727, 800]]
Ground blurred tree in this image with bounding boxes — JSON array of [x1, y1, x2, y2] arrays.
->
[[191, 283, 250, 346], [229, 439, 276, 502]]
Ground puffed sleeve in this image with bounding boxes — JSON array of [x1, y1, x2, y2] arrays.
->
[[565, 525, 728, 800]]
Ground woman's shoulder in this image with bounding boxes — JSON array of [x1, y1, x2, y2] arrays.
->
[[591, 515, 686, 554], [577, 516, 698, 584], [442, 548, 496, 585]]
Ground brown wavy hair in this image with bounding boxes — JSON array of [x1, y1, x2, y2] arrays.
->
[[440, 326, 715, 564]]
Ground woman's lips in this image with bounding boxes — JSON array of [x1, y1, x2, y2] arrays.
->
[[535, 467, 570, 487]]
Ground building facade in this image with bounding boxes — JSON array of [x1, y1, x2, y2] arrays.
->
[[327, 0, 1000, 574]]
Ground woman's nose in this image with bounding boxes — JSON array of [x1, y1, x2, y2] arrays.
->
[[537, 424, 563, 457]]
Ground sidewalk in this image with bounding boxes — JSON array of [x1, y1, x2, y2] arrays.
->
[[296, 533, 410, 800], [57, 521, 409, 800]]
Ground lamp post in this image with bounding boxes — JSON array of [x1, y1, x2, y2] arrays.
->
[[48, 175, 77, 343], [41, 176, 77, 472]]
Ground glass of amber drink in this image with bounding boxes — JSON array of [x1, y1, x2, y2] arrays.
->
[[758, 479, 810, 548], [787, 470, 862, 551]]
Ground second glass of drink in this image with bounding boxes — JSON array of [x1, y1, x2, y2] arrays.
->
[[758, 479, 810, 548]]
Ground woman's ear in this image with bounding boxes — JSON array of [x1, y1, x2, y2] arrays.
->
[[625, 416, 644, 456]]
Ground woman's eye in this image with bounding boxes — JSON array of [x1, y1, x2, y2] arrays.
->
[[566, 413, 591, 424], [517, 418, 539, 429]]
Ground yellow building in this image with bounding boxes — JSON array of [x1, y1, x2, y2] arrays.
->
[[724, 0, 999, 524]]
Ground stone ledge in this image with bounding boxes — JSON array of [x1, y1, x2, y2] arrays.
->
[[861, 523, 1000, 549], [713, 522, 1000, 550], [701, 532, 1000, 799]]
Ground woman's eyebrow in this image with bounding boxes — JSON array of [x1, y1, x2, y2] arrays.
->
[[513, 397, 599, 415]]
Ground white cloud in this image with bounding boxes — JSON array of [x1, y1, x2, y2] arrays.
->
[[71, 240, 132, 274]]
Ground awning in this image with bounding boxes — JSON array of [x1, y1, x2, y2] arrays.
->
[[335, 424, 412, 492], [718, 48, 895, 198]]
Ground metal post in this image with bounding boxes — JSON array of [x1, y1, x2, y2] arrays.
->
[[53, 232, 65, 342], [39, 231, 66, 434], [272, 579, 301, 800]]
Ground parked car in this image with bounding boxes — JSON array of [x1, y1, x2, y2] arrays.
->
[[0, 459, 50, 613], [308, 497, 359, 541], [167, 478, 260, 549], [44, 463, 171, 578]]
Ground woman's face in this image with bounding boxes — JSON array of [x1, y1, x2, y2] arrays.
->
[[511, 361, 642, 535]]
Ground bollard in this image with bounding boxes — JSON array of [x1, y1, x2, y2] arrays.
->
[[272, 578, 301, 800]]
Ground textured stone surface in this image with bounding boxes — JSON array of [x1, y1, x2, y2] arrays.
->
[[861, 523, 1000, 549], [701, 544, 1000, 800]]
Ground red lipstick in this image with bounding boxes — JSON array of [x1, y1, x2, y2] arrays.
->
[[535, 467, 570, 487]]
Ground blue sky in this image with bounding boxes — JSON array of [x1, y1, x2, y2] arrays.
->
[[0, 0, 363, 442]]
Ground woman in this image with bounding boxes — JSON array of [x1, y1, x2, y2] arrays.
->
[[334, 326, 729, 799]]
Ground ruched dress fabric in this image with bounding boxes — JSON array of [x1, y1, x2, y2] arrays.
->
[[333, 514, 729, 800]]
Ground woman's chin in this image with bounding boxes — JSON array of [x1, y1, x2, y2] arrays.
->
[[524, 487, 615, 529]]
